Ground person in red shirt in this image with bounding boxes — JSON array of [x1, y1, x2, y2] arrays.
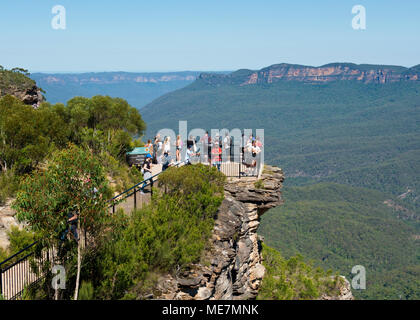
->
[[211, 138, 222, 171]]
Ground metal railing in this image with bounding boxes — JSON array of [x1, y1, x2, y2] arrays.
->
[[0, 160, 186, 300], [0, 242, 56, 300], [190, 148, 263, 178], [0, 155, 263, 299]]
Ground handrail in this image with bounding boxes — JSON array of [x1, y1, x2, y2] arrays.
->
[[1, 159, 187, 266], [108, 160, 186, 204], [0, 158, 261, 299], [0, 241, 39, 269]]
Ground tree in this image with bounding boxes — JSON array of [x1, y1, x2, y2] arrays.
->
[[0, 96, 70, 173], [13, 144, 110, 300]]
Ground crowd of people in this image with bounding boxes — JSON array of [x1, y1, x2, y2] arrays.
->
[[138, 132, 263, 178]]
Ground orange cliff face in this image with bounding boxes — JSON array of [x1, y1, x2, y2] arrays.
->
[[241, 64, 417, 85], [199, 63, 420, 86]]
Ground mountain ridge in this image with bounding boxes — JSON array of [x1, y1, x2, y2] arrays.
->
[[198, 63, 420, 85]]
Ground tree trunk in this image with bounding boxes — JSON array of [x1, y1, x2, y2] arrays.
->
[[73, 222, 82, 300]]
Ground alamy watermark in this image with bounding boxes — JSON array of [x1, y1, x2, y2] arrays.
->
[[51, 5, 66, 30], [155, 121, 265, 165], [352, 5, 366, 30], [51, 265, 66, 290], [351, 265, 366, 290], [49, 5, 366, 31]]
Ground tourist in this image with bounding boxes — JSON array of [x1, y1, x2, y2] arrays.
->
[[223, 133, 231, 163], [140, 155, 153, 194], [207, 134, 213, 164], [211, 137, 222, 171], [185, 144, 199, 165], [162, 152, 172, 171], [145, 139, 154, 157], [201, 131, 210, 163], [241, 133, 245, 161], [60, 205, 79, 242], [256, 136, 263, 148], [163, 136, 171, 156], [153, 135, 161, 164], [176, 135, 183, 162], [156, 136, 163, 164], [250, 140, 261, 175], [187, 135, 194, 150]]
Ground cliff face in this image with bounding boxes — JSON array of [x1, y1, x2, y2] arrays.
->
[[198, 63, 420, 86], [153, 165, 354, 300], [155, 166, 284, 300], [5, 85, 44, 106], [0, 68, 44, 106]]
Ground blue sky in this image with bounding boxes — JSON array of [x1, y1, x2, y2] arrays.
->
[[0, 0, 419, 72]]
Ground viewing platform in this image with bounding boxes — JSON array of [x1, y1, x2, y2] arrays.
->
[[1, 156, 263, 300]]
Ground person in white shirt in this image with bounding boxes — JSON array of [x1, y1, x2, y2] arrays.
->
[[223, 133, 231, 163], [163, 136, 171, 155], [185, 144, 199, 165]]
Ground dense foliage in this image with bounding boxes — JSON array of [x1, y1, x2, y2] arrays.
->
[[0, 66, 36, 97], [259, 183, 420, 300], [81, 164, 225, 299], [0, 92, 146, 204], [13, 145, 110, 244], [0, 226, 36, 269], [12, 145, 111, 299], [257, 243, 342, 300]]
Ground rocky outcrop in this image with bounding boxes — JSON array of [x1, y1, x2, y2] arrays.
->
[[198, 63, 420, 86], [0, 199, 22, 250], [12, 85, 44, 106], [320, 276, 354, 300], [154, 165, 285, 300], [0, 68, 44, 107]]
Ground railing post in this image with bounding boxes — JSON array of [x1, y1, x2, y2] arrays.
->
[[0, 267, 3, 299], [150, 179, 154, 196], [134, 187, 137, 210], [112, 204, 115, 214]]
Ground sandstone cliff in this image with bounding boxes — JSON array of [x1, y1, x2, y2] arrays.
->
[[199, 63, 420, 86], [153, 165, 353, 300], [0, 68, 44, 106]]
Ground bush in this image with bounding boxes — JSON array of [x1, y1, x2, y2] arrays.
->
[[257, 243, 341, 300], [78, 281, 94, 300], [0, 246, 8, 262], [88, 164, 226, 299], [254, 179, 265, 189], [7, 226, 36, 255], [0, 170, 19, 205]]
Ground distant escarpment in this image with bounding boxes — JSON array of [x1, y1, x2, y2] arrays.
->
[[0, 67, 44, 106], [198, 63, 420, 85]]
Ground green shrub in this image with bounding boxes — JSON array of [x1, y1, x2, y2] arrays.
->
[[88, 164, 226, 299], [7, 226, 36, 255], [257, 243, 341, 300], [0, 246, 9, 262], [0, 170, 19, 205], [254, 179, 265, 189], [78, 281, 94, 300]]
